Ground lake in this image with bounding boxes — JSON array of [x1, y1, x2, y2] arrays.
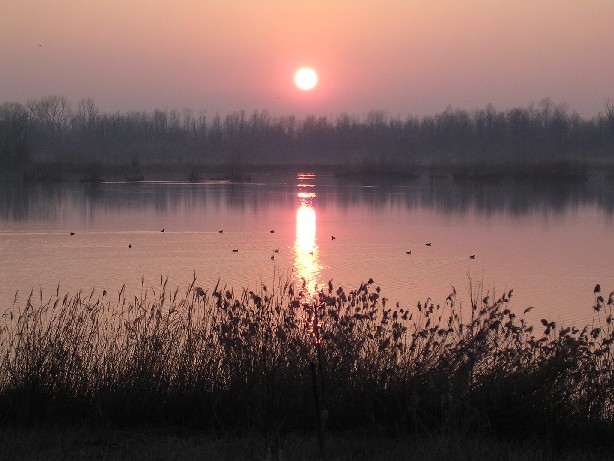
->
[[1, 171, 613, 328]]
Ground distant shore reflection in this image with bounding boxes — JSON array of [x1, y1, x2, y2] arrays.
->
[[293, 174, 321, 298]]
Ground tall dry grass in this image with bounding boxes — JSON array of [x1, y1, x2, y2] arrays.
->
[[1, 275, 613, 446]]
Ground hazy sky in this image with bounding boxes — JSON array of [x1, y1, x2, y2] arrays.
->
[[2, 0, 613, 118]]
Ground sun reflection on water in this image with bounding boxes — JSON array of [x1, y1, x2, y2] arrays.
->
[[293, 174, 321, 297]]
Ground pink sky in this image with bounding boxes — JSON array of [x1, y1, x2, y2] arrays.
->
[[1, 0, 613, 118]]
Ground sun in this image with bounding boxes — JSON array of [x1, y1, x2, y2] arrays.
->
[[294, 67, 318, 91]]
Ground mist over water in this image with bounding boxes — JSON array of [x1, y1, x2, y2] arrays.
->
[[1, 172, 613, 328]]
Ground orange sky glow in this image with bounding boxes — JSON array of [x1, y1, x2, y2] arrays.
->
[[1, 0, 613, 117]]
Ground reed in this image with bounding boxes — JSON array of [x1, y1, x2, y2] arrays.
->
[[1, 275, 613, 447]]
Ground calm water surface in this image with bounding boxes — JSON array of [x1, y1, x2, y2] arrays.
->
[[1, 172, 613, 328]]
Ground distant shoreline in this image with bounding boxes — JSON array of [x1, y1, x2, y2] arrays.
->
[[3, 97, 614, 182], [7, 157, 614, 184]]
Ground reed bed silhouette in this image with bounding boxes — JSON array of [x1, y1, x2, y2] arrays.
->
[[1, 275, 613, 446]]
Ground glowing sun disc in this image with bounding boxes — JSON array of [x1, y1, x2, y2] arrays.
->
[[294, 67, 318, 91]]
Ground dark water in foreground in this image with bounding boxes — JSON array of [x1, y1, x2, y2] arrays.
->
[[1, 172, 613, 327]]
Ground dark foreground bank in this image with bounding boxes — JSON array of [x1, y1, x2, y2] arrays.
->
[[2, 428, 614, 461]]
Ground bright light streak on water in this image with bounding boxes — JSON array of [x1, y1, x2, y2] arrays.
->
[[293, 185, 321, 296]]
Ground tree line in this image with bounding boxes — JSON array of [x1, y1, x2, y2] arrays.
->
[[1, 95, 613, 169]]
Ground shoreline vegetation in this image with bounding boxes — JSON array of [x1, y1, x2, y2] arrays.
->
[[2, 276, 614, 459], [2, 96, 614, 183]]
